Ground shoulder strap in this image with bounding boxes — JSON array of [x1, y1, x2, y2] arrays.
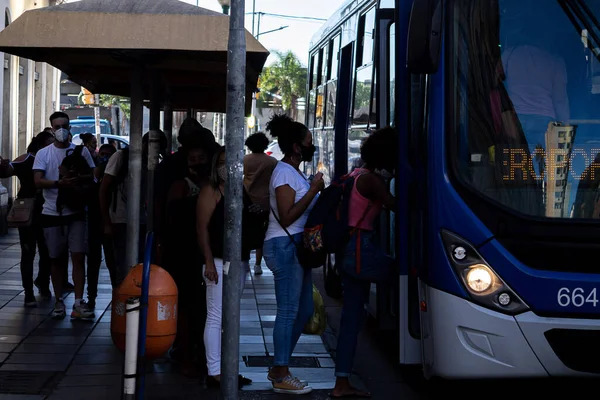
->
[[270, 207, 298, 246]]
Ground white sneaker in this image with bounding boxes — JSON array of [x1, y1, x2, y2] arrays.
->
[[254, 264, 263, 275], [272, 376, 312, 395], [52, 301, 66, 319]]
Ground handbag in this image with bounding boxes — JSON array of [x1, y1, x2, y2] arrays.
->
[[271, 208, 326, 269], [7, 197, 36, 228]]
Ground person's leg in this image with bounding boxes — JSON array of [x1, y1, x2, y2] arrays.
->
[[203, 258, 224, 378], [44, 226, 68, 319], [112, 223, 128, 286], [86, 216, 102, 308], [254, 247, 263, 275], [289, 265, 314, 356], [240, 260, 250, 297], [68, 219, 94, 320], [332, 273, 371, 397], [102, 234, 118, 288], [263, 236, 311, 393], [34, 224, 52, 298], [17, 226, 36, 306]]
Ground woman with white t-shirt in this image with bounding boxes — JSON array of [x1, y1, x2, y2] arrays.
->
[[263, 114, 324, 395]]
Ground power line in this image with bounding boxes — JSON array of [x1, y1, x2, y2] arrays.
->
[[246, 11, 327, 22]]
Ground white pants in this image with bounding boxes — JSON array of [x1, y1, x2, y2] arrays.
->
[[203, 258, 250, 376]]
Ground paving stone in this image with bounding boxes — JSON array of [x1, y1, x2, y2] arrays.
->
[[65, 363, 122, 376], [58, 374, 121, 387], [22, 336, 85, 345], [72, 352, 123, 365], [6, 353, 73, 366], [47, 385, 120, 400], [0, 363, 66, 372], [13, 344, 79, 354]]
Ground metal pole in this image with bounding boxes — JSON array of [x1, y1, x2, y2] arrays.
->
[[136, 232, 154, 400], [125, 66, 143, 271], [94, 94, 101, 146], [123, 298, 140, 400], [252, 0, 256, 36], [256, 12, 261, 40], [147, 78, 161, 234], [111, 106, 120, 136], [163, 97, 173, 154], [222, 0, 245, 397]]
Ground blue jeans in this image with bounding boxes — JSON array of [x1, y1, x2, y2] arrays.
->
[[335, 273, 370, 377], [263, 233, 314, 367], [335, 232, 377, 377]]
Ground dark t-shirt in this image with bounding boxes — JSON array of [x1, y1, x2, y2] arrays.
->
[[11, 154, 44, 215], [11, 154, 37, 199]]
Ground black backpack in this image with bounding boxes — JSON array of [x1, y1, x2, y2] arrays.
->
[[56, 145, 93, 213]]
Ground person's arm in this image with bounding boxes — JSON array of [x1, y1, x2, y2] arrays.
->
[[356, 172, 396, 211], [0, 154, 25, 178], [275, 171, 324, 228], [196, 185, 219, 283], [98, 151, 122, 236], [81, 147, 98, 182]]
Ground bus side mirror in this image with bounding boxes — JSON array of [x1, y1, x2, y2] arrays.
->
[[407, 0, 443, 74]]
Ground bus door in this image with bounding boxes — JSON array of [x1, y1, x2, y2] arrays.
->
[[388, 0, 423, 364]]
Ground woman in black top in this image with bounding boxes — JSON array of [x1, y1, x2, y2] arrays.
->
[[196, 146, 264, 389], [81, 138, 116, 310], [0, 131, 54, 306]]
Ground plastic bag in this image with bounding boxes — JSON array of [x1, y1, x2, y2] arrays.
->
[[303, 284, 327, 335]]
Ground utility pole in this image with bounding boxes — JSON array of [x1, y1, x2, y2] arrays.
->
[[94, 94, 101, 147], [252, 0, 256, 36], [221, 0, 245, 398]]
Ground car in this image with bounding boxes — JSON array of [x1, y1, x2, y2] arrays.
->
[[72, 133, 130, 151], [265, 141, 283, 160]]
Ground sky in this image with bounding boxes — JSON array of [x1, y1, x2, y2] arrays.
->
[[181, 0, 347, 66]]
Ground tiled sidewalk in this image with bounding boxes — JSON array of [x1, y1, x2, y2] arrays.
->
[[0, 229, 335, 399]]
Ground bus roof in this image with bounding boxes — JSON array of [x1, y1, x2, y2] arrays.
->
[[309, 0, 373, 50]]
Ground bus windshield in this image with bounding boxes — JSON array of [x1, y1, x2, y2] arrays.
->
[[452, 0, 600, 219]]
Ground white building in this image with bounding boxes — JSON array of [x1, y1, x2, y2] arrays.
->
[[0, 0, 62, 200]]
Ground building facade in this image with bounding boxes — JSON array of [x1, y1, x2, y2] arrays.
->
[[0, 0, 62, 199]]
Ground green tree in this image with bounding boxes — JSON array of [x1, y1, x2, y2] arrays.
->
[[98, 95, 131, 119], [258, 50, 307, 120]]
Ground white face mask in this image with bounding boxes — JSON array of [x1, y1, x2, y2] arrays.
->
[[54, 128, 70, 143], [217, 165, 227, 182]]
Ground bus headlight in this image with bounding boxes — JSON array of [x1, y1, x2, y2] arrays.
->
[[441, 230, 529, 315], [465, 265, 493, 293]]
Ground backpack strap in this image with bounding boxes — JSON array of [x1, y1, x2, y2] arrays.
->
[[270, 207, 298, 247]]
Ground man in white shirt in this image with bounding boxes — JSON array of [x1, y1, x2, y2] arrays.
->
[[33, 112, 96, 320]]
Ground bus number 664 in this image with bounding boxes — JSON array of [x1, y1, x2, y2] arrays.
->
[[557, 288, 598, 307]]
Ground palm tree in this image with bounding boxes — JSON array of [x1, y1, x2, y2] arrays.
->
[[258, 50, 307, 120]]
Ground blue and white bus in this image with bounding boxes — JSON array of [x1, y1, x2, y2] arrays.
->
[[307, 0, 600, 378]]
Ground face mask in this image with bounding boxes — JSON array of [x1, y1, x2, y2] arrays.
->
[[217, 165, 227, 182], [98, 156, 110, 165], [299, 144, 316, 162], [190, 164, 209, 177], [54, 128, 70, 143]]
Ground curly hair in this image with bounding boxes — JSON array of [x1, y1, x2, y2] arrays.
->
[[245, 132, 270, 153], [265, 114, 309, 155], [360, 127, 397, 171]]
